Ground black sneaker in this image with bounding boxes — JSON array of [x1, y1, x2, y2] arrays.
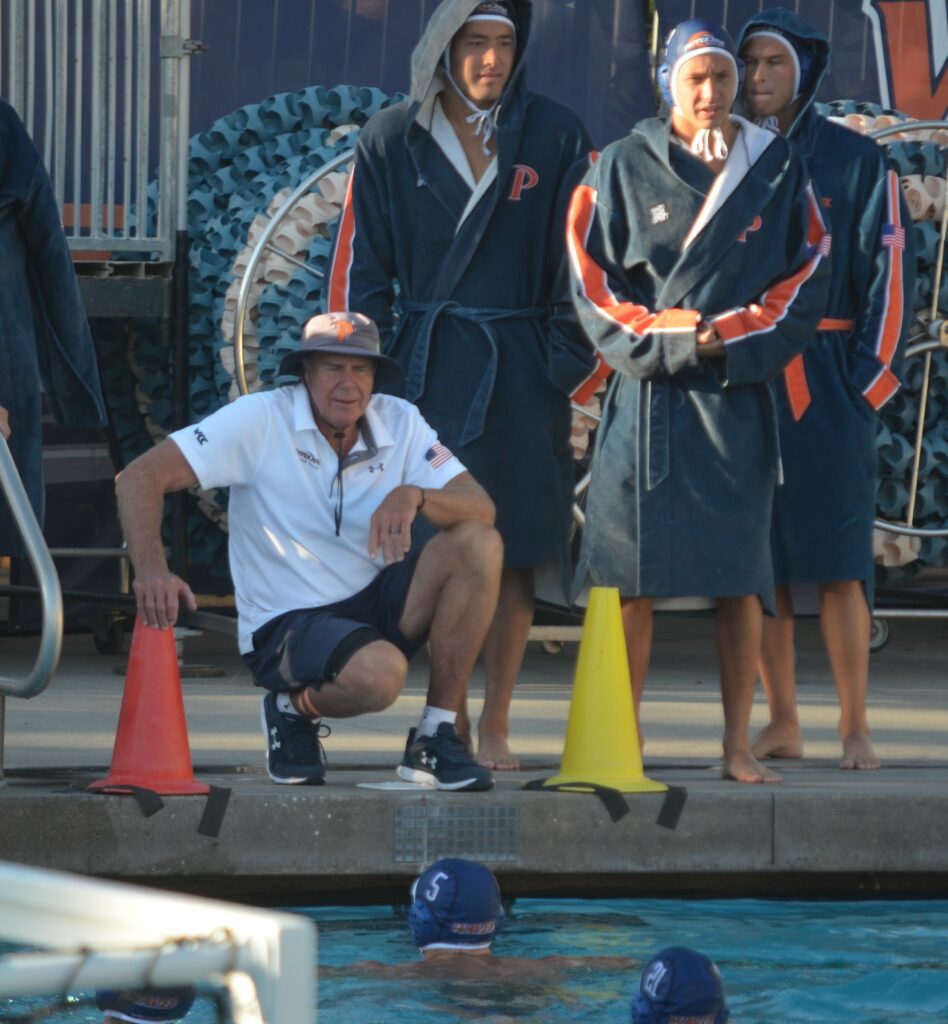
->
[[397, 722, 494, 791], [260, 692, 329, 785]]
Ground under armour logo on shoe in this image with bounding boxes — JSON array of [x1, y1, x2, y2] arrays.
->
[[270, 727, 281, 751], [421, 753, 438, 770]]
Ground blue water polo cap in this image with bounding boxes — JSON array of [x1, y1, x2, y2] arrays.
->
[[631, 947, 730, 1024], [659, 19, 743, 108], [96, 989, 197, 1024], [409, 858, 504, 951]]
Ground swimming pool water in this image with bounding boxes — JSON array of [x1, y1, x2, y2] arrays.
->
[[4, 898, 947, 1023], [304, 897, 948, 1023]]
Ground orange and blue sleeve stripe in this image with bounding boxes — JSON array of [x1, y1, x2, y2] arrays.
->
[[566, 183, 699, 389], [327, 168, 357, 313], [710, 185, 830, 346], [862, 169, 905, 410]]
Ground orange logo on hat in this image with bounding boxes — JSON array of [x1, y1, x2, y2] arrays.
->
[[685, 32, 724, 51], [335, 320, 355, 342]]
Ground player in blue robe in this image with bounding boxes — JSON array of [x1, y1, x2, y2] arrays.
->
[[737, 9, 913, 771], [0, 100, 106, 555], [326, 0, 596, 769], [568, 20, 830, 783]]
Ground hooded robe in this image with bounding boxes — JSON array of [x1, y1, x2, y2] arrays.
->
[[0, 100, 106, 555], [736, 9, 914, 603], [326, 0, 596, 569], [568, 114, 831, 601]]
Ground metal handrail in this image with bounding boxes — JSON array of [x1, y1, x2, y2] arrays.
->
[[0, 436, 63, 700], [233, 148, 356, 396]]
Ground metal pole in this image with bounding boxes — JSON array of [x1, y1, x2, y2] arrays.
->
[[10, 0, 25, 118], [107, 0, 118, 236], [25, 0, 35, 135], [170, 0, 192, 576], [157, 0, 177, 257], [53, 0, 67, 217], [135, 0, 151, 240], [43, 0, 53, 168], [91, 0, 106, 240], [72, 0, 84, 235]]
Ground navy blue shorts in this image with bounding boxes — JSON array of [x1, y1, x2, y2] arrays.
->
[[243, 520, 435, 692]]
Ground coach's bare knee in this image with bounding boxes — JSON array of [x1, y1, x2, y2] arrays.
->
[[339, 640, 408, 712], [443, 520, 503, 579]]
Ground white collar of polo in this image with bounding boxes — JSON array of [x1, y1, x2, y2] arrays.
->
[[291, 384, 396, 457]]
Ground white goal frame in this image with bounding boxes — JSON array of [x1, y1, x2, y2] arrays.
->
[[0, 860, 315, 1024]]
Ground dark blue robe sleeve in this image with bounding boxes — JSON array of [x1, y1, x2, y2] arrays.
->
[[846, 161, 913, 410], [8, 107, 105, 428], [567, 163, 702, 382], [326, 134, 399, 349], [546, 149, 602, 401]]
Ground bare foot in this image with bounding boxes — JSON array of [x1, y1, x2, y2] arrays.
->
[[751, 720, 804, 760], [722, 748, 782, 784], [840, 732, 880, 770], [477, 731, 521, 771]]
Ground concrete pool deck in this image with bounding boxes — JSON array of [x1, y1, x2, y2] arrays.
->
[[1, 613, 946, 902]]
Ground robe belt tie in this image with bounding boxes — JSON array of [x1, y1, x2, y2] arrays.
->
[[783, 319, 856, 422], [399, 301, 548, 445]]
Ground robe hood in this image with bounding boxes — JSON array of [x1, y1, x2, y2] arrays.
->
[[408, 0, 532, 116], [736, 8, 830, 136]]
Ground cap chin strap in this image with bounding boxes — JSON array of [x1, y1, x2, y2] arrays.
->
[[690, 127, 729, 162], [754, 114, 780, 132], [441, 56, 500, 156]]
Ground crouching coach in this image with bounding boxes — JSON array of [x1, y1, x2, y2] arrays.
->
[[116, 311, 502, 792]]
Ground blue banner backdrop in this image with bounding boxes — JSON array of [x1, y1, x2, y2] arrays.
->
[[189, 0, 655, 146]]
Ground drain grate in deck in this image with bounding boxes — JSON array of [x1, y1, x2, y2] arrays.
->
[[394, 804, 519, 863]]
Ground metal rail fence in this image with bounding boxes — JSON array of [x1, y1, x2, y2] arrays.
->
[[1, 0, 193, 260]]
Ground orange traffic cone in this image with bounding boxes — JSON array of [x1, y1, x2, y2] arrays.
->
[[88, 617, 209, 796]]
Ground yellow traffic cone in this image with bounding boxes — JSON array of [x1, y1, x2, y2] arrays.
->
[[544, 587, 667, 794]]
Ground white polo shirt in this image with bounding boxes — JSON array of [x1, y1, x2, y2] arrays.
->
[[170, 385, 466, 653]]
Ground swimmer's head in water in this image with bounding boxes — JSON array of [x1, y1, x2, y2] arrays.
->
[[631, 946, 730, 1024], [96, 989, 196, 1024], [408, 858, 504, 952]]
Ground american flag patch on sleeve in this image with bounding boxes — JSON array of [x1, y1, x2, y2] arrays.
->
[[425, 442, 453, 469], [881, 224, 905, 249]]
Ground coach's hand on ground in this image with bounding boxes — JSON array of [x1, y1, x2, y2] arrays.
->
[[369, 485, 421, 564], [133, 570, 198, 630]]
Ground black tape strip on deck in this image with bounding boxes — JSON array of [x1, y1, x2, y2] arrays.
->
[[198, 786, 232, 838], [656, 786, 687, 830], [126, 786, 164, 817], [522, 778, 630, 823]]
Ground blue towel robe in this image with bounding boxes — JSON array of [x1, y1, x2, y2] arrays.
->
[[0, 100, 106, 555], [569, 115, 831, 602], [326, 0, 597, 568], [737, 10, 914, 604]]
